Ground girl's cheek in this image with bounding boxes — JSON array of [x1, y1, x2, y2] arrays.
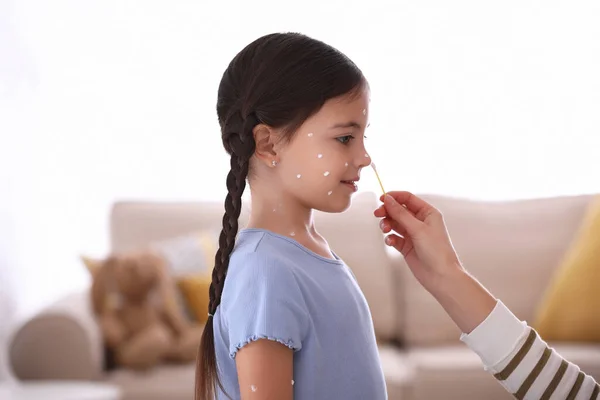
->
[[285, 145, 353, 195]]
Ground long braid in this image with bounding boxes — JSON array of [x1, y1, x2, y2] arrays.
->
[[196, 113, 257, 400], [210, 148, 252, 311]]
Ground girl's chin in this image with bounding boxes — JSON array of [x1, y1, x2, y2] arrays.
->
[[314, 193, 354, 214]]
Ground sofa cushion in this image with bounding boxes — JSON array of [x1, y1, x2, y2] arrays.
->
[[378, 344, 415, 400], [397, 194, 593, 346], [407, 346, 511, 400], [106, 364, 195, 400], [152, 232, 217, 324], [406, 343, 600, 400], [110, 201, 250, 253]]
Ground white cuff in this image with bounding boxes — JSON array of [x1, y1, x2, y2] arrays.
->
[[460, 300, 528, 368]]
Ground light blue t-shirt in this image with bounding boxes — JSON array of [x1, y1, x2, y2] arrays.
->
[[213, 228, 387, 400]]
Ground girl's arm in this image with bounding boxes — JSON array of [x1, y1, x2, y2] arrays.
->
[[236, 339, 294, 400], [223, 253, 308, 400]]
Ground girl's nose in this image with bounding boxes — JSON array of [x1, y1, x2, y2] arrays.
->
[[355, 144, 372, 169]]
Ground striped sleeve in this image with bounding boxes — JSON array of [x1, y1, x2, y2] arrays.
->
[[460, 300, 600, 400]]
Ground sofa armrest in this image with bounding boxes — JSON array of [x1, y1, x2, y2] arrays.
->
[[9, 290, 104, 381]]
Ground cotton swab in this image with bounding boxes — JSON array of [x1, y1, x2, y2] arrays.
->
[[371, 162, 386, 195]]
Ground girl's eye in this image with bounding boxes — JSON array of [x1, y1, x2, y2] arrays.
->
[[337, 135, 354, 145]]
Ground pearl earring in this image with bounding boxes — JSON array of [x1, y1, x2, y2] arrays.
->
[[271, 160, 277, 167]]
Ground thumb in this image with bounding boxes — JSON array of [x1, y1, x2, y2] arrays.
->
[[384, 194, 421, 235]]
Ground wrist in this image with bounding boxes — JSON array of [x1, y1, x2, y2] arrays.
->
[[429, 267, 497, 334], [426, 261, 465, 294]]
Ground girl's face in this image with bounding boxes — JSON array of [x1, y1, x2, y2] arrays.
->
[[275, 87, 371, 213]]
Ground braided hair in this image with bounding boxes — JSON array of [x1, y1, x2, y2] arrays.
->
[[195, 32, 366, 399]]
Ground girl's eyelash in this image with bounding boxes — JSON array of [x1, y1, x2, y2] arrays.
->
[[337, 134, 368, 145], [337, 135, 354, 144]]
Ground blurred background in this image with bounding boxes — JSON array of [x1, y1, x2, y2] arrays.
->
[[1, 1, 599, 399]]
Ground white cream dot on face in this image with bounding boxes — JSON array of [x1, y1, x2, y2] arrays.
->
[[324, 171, 330, 176], [317, 153, 323, 158], [296, 174, 302, 179], [362, 109, 366, 115], [327, 190, 333, 195], [291, 380, 295, 385], [345, 162, 349, 167], [290, 232, 296, 237], [250, 385, 257, 392], [308, 132, 313, 137], [365, 153, 370, 158]]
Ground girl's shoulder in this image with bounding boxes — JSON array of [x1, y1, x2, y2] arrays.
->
[[228, 229, 300, 281], [226, 228, 347, 294], [221, 231, 310, 317], [231, 228, 308, 266]]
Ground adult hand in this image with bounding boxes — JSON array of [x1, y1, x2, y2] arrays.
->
[[374, 191, 497, 333], [373, 191, 462, 292]]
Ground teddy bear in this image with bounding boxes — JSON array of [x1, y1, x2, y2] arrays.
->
[[89, 251, 204, 370]]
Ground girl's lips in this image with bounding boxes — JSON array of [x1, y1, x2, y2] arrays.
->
[[340, 180, 358, 192]]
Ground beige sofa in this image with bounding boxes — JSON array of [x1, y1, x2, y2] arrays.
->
[[9, 191, 600, 400]]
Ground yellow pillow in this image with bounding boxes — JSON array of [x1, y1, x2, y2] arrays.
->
[[173, 232, 216, 324], [197, 233, 217, 270], [533, 195, 600, 342], [177, 274, 212, 324]]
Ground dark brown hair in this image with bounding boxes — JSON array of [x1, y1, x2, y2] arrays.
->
[[195, 32, 366, 399]]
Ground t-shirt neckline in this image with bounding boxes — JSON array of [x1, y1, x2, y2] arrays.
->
[[239, 228, 344, 265]]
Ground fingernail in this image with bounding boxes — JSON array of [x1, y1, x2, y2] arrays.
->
[[379, 220, 385, 230], [385, 236, 393, 246], [385, 194, 396, 204]]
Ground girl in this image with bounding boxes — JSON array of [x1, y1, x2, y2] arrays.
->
[[196, 33, 382, 400]]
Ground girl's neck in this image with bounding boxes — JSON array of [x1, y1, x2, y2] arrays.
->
[[246, 185, 316, 237], [246, 183, 335, 260]]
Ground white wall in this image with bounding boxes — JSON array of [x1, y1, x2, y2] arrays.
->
[[1, 0, 599, 317]]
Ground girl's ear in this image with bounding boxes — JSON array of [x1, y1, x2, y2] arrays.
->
[[253, 123, 279, 166]]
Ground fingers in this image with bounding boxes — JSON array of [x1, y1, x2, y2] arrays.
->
[[374, 202, 415, 219], [382, 194, 421, 234], [379, 217, 407, 237], [373, 205, 387, 218], [379, 191, 437, 221], [384, 234, 406, 254]]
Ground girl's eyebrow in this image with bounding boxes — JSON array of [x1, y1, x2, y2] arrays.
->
[[330, 121, 370, 129]]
